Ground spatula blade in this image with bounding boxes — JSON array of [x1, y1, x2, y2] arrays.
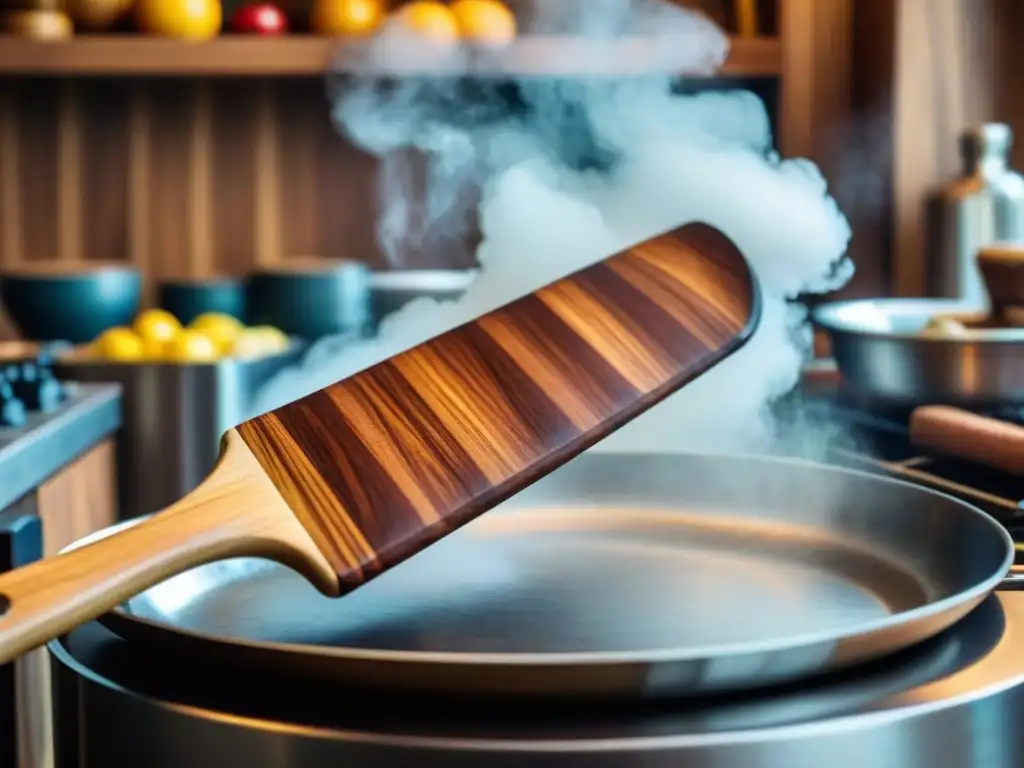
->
[[238, 221, 760, 590]]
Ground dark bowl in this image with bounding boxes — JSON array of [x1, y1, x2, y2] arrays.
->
[[159, 276, 247, 326], [246, 258, 372, 341], [0, 262, 141, 344], [368, 269, 478, 330]]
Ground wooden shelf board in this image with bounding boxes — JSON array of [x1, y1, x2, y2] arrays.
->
[[0, 35, 780, 77]]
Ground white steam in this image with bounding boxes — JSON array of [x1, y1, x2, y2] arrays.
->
[[253, 1, 853, 455]]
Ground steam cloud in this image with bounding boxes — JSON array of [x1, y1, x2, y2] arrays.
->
[[253, 0, 853, 455]]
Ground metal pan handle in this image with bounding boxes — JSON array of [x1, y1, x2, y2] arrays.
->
[[998, 564, 1024, 591]]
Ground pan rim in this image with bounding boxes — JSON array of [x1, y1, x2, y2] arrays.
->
[[812, 297, 1024, 344], [78, 452, 1015, 669]]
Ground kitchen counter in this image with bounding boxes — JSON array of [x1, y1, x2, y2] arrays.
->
[[0, 381, 121, 768], [0, 383, 120, 514]]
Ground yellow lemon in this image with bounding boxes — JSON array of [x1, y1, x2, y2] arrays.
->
[[190, 312, 243, 354], [135, 0, 222, 40], [450, 0, 516, 46], [92, 327, 145, 361], [231, 326, 291, 359], [395, 0, 459, 44], [162, 330, 221, 363], [133, 309, 182, 357], [310, 0, 386, 35]]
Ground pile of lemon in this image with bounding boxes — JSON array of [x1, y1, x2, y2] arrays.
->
[[312, 0, 517, 47], [89, 310, 290, 364]]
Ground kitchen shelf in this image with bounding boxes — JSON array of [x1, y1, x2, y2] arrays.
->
[[0, 35, 780, 77]]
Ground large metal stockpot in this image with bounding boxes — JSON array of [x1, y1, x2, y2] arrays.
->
[[54, 348, 303, 519]]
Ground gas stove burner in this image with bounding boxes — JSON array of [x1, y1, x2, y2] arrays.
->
[[833, 385, 1024, 426], [47, 590, 1024, 767], [834, 385, 918, 421]]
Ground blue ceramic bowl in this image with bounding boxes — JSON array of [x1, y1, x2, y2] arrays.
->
[[246, 258, 371, 341], [0, 262, 142, 344], [159, 276, 247, 326]]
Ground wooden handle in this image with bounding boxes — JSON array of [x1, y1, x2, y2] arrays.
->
[[977, 242, 1024, 315], [0, 432, 336, 665], [910, 406, 1024, 475], [238, 222, 759, 591]]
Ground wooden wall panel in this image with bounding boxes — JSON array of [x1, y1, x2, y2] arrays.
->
[[80, 79, 131, 265], [14, 80, 60, 265], [146, 80, 193, 282], [0, 75, 406, 303], [0, 14, 856, 301], [211, 79, 258, 276]]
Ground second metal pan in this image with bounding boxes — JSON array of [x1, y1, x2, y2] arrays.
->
[[812, 298, 1024, 407], [77, 453, 1012, 699]]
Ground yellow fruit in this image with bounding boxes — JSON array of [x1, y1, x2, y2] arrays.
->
[[162, 330, 221, 363], [396, 0, 459, 44], [231, 326, 291, 359], [133, 309, 182, 357], [450, 0, 516, 46], [310, 0, 385, 35], [135, 0, 222, 40], [92, 327, 145, 361], [190, 313, 243, 354], [191, 311, 243, 330]]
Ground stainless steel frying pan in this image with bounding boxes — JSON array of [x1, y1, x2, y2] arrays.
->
[[72, 452, 1012, 699], [812, 298, 1024, 407]]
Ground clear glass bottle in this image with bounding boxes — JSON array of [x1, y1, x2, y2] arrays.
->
[[924, 123, 1024, 307]]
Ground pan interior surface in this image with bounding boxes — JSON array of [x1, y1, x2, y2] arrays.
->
[[132, 508, 925, 655]]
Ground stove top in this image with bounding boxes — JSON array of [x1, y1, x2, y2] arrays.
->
[[773, 387, 1024, 555], [46, 379, 1024, 767]]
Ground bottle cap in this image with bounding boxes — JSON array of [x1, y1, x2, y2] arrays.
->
[[961, 123, 1013, 165]]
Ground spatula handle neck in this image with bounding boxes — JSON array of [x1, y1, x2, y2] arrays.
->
[[0, 431, 336, 665]]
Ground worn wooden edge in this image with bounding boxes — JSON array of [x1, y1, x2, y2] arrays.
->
[[0, 35, 781, 77]]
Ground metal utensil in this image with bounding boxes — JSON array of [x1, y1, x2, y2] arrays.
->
[[79, 451, 1011, 699], [368, 269, 477, 330], [811, 298, 1024, 406]]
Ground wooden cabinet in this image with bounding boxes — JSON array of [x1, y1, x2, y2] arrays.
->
[[7, 439, 117, 768], [37, 439, 117, 557]]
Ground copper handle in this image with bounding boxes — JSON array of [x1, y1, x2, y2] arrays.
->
[[909, 406, 1024, 475]]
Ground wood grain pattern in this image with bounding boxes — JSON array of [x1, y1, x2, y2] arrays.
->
[[0, 430, 338, 664], [237, 222, 758, 588], [0, 36, 782, 77], [37, 438, 117, 557]]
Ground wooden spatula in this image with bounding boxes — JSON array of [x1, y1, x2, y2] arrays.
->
[[0, 222, 759, 664]]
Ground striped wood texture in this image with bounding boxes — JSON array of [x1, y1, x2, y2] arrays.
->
[[236, 222, 759, 589]]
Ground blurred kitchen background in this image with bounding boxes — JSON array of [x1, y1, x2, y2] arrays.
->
[[4, 2, 1024, 765], [0, 0, 1019, 529]]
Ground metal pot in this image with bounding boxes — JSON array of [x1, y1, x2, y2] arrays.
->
[[368, 269, 477, 330], [54, 346, 304, 519], [811, 298, 1024, 407]]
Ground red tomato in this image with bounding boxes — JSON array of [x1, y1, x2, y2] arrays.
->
[[230, 2, 288, 34]]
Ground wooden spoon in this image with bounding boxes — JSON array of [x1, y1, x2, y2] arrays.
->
[[910, 406, 1024, 475], [0, 222, 759, 664]]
